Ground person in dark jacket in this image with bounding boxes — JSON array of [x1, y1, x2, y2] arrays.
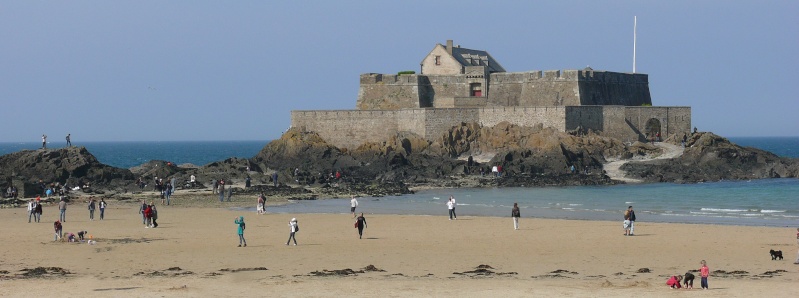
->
[[627, 206, 637, 236], [512, 203, 521, 230], [355, 213, 367, 239]]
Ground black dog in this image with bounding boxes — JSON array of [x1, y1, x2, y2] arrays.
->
[[770, 249, 783, 260], [77, 230, 88, 241]]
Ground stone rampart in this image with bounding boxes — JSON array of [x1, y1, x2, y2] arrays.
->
[[292, 106, 690, 149]]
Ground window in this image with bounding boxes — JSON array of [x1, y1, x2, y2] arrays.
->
[[435, 55, 441, 65]]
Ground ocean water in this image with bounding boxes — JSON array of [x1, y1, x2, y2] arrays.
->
[[268, 178, 799, 227], [1, 137, 797, 227]]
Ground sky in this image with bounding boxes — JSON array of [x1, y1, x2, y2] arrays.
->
[[1, 1, 797, 142]]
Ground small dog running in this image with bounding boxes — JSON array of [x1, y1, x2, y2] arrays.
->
[[769, 249, 783, 260]]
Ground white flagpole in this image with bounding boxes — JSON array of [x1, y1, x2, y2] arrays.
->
[[633, 16, 637, 73]]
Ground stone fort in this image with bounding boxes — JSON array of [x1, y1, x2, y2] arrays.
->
[[292, 40, 691, 149]]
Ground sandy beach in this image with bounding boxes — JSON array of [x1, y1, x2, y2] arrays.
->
[[1, 199, 797, 297]]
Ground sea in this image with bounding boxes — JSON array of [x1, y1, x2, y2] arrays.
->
[[1, 137, 798, 227]]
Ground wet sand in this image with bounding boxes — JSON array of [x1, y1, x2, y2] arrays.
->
[[0, 202, 797, 297]]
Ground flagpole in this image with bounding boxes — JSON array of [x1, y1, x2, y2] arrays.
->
[[633, 16, 637, 73]]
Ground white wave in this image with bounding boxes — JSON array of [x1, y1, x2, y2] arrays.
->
[[432, 197, 440, 200], [741, 213, 764, 217], [625, 202, 635, 204], [760, 210, 786, 213], [700, 208, 747, 212], [568, 204, 583, 206]]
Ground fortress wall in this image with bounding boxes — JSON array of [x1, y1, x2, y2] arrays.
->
[[565, 106, 605, 132], [489, 71, 582, 106], [624, 107, 692, 142], [425, 75, 473, 107], [479, 106, 567, 131], [600, 106, 630, 141], [422, 108, 480, 140], [356, 74, 425, 110], [291, 110, 402, 149], [577, 71, 651, 106]]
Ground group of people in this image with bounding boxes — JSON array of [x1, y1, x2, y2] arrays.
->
[[4, 185, 18, 199], [233, 216, 301, 247], [666, 260, 710, 289], [623, 206, 636, 236], [139, 200, 159, 228], [40, 133, 72, 149], [26, 197, 43, 223]]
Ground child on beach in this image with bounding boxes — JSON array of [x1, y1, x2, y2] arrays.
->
[[53, 221, 62, 241], [286, 218, 298, 246], [699, 260, 710, 289], [666, 275, 682, 289], [235, 216, 247, 247]]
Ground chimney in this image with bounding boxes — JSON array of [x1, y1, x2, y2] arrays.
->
[[446, 40, 453, 55]]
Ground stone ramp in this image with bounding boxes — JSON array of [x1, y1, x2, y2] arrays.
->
[[603, 143, 684, 183]]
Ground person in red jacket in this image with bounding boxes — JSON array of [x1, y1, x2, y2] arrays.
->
[[666, 275, 682, 289]]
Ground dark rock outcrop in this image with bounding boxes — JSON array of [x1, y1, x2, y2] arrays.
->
[[620, 133, 799, 183], [0, 147, 135, 197]]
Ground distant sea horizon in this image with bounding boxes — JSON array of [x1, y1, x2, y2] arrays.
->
[[0, 136, 797, 169]]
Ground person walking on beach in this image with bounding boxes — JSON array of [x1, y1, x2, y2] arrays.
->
[[150, 202, 158, 228], [235, 216, 247, 247], [58, 196, 67, 222], [27, 199, 35, 223], [355, 213, 367, 239], [99, 198, 107, 220], [699, 260, 710, 289], [627, 206, 637, 236], [42, 134, 47, 149], [212, 179, 218, 194], [512, 203, 521, 230], [226, 186, 233, 202], [286, 218, 298, 245], [218, 179, 225, 202], [87, 197, 96, 221], [350, 196, 358, 218], [447, 196, 457, 220], [143, 203, 152, 228], [623, 208, 631, 236], [257, 194, 265, 215], [139, 199, 148, 225], [65, 133, 71, 147], [794, 227, 799, 264], [34, 199, 42, 223]]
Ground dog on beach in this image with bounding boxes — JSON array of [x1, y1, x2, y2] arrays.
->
[[683, 272, 695, 289], [770, 249, 783, 260], [77, 230, 88, 241]]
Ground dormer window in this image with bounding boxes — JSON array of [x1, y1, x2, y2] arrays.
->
[[435, 55, 441, 65]]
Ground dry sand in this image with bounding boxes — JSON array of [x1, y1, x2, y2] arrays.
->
[[1, 202, 797, 297]]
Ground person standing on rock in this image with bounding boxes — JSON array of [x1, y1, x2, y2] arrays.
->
[[42, 134, 47, 149], [350, 196, 358, 218], [65, 133, 71, 147], [512, 203, 521, 230], [447, 196, 457, 220], [355, 213, 367, 239], [272, 172, 279, 188]]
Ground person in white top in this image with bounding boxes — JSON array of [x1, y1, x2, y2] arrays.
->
[[447, 196, 457, 220], [27, 199, 35, 223], [286, 218, 298, 245], [350, 196, 359, 218]]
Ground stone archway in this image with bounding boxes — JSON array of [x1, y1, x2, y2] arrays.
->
[[645, 118, 661, 142]]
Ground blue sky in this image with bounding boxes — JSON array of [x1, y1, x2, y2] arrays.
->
[[2, 1, 797, 142]]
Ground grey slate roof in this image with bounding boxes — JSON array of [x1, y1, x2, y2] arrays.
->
[[449, 46, 506, 73]]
